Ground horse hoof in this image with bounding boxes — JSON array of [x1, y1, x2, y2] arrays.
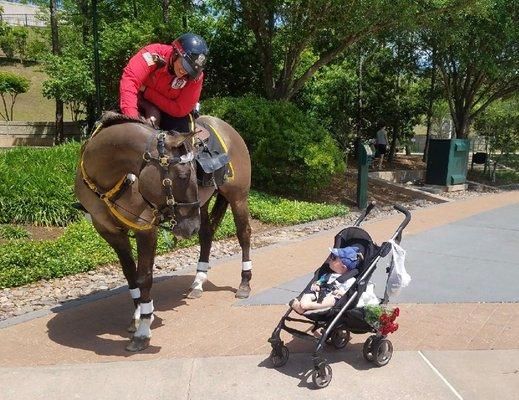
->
[[127, 319, 139, 333], [125, 336, 151, 352], [235, 285, 251, 299], [187, 288, 203, 299]]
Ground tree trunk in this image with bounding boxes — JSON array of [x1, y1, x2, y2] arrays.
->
[[79, 0, 95, 134], [389, 126, 399, 165], [163, 0, 170, 24], [423, 47, 436, 162], [50, 0, 64, 144]]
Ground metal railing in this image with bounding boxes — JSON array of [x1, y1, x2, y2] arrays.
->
[[0, 13, 46, 27]]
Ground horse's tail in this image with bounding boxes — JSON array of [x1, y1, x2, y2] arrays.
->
[[209, 193, 229, 232]]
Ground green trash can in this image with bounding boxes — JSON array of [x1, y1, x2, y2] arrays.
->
[[426, 139, 470, 186]]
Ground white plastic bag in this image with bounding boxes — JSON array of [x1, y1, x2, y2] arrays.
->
[[356, 282, 380, 307], [387, 239, 411, 296]]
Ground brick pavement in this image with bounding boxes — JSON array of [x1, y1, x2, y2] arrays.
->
[[0, 191, 518, 368]]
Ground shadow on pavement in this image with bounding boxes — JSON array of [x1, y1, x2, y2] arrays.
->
[[258, 339, 378, 388], [46, 274, 235, 357]]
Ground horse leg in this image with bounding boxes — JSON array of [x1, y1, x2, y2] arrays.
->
[[188, 202, 212, 299], [230, 197, 252, 299], [126, 228, 158, 352], [92, 222, 141, 333]]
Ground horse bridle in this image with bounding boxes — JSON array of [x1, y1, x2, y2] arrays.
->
[[140, 131, 200, 226]]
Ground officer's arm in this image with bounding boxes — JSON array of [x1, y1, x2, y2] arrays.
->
[[119, 48, 158, 117], [143, 75, 203, 117]]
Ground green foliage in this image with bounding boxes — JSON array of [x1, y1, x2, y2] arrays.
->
[[217, 0, 470, 100], [297, 36, 428, 159], [0, 192, 347, 288], [0, 220, 116, 288], [0, 225, 30, 240], [42, 54, 95, 121], [0, 71, 30, 121], [97, 19, 156, 108], [0, 25, 29, 62], [474, 97, 519, 182], [248, 191, 348, 224], [427, 0, 519, 138], [475, 98, 519, 156], [0, 142, 82, 226], [203, 95, 345, 193]]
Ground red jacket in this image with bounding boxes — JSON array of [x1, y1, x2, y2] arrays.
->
[[119, 43, 203, 118]]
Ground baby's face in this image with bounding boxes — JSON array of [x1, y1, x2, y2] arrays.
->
[[328, 254, 348, 274]]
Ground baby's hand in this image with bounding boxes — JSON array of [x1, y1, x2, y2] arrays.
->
[[311, 283, 320, 292]]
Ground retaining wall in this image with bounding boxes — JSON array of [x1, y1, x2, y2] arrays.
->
[[0, 121, 82, 147]]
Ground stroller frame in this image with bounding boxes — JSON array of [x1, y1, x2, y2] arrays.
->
[[268, 202, 411, 388]]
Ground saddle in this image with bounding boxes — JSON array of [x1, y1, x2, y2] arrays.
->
[[93, 111, 232, 188], [193, 121, 232, 187]]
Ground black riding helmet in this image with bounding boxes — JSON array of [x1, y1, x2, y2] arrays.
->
[[172, 33, 208, 80]]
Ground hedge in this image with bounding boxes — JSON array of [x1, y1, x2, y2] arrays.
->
[[0, 141, 81, 226], [202, 95, 345, 194], [0, 191, 347, 288]]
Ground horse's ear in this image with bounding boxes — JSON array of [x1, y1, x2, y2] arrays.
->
[[169, 130, 196, 147]]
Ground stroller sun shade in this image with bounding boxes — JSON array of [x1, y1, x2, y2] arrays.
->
[[333, 227, 379, 274]]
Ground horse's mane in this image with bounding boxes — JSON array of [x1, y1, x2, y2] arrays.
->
[[98, 111, 146, 128]]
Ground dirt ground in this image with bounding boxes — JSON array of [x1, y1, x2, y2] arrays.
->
[[303, 154, 426, 206]]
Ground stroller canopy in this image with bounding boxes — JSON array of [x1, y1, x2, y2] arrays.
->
[[333, 227, 379, 274]]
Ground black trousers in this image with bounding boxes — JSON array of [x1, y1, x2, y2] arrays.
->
[[160, 112, 192, 132]]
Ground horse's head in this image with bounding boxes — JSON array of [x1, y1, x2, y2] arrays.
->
[[139, 131, 200, 239]]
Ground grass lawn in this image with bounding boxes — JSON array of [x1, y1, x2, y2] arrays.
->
[[0, 58, 70, 122]]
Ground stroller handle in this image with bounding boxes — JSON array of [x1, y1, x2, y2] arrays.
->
[[392, 204, 411, 242], [353, 201, 377, 227]]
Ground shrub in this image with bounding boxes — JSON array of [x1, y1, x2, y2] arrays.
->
[[0, 71, 30, 121], [0, 225, 30, 240], [0, 192, 347, 288], [202, 95, 345, 194], [0, 142, 81, 226]]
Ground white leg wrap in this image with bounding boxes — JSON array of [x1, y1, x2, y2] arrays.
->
[[197, 261, 210, 272], [133, 304, 141, 321], [129, 287, 141, 300], [139, 300, 154, 315], [242, 261, 253, 271], [134, 315, 154, 338], [191, 271, 207, 291]]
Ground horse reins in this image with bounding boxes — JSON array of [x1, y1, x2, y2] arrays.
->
[[80, 128, 200, 231]]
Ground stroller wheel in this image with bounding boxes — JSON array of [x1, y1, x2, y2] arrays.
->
[[363, 335, 376, 362], [312, 363, 333, 388], [326, 327, 350, 349], [373, 338, 393, 367], [269, 345, 289, 368]]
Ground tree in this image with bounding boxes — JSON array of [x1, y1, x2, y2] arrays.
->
[[297, 36, 428, 163], [49, 0, 65, 144], [222, 0, 473, 100], [0, 72, 30, 121], [430, 0, 519, 138], [474, 97, 519, 181], [42, 55, 96, 121]]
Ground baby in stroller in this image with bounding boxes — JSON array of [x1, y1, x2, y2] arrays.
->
[[290, 246, 364, 314]]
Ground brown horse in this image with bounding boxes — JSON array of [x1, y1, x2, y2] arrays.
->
[[74, 115, 252, 351]]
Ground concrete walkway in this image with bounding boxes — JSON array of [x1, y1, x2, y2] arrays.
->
[[1, 191, 518, 399]]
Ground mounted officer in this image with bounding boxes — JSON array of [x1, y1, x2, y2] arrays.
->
[[119, 33, 209, 132]]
